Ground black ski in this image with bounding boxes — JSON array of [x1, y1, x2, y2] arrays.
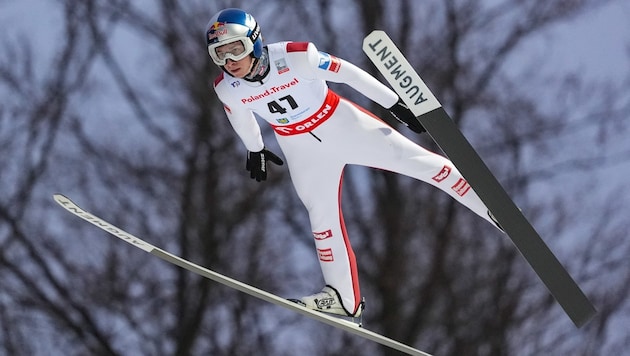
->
[[363, 30, 596, 328]]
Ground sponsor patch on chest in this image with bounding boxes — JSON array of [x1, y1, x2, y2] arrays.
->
[[275, 58, 290, 74], [240, 78, 300, 104]]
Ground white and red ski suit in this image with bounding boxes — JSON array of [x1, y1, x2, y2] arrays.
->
[[214, 41, 496, 315]]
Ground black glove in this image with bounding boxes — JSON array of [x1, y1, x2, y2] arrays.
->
[[246, 148, 284, 182], [388, 98, 426, 133]]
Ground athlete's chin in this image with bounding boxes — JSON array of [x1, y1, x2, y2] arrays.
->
[[227, 68, 247, 78]]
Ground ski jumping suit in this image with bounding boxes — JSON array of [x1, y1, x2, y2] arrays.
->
[[214, 41, 497, 316]]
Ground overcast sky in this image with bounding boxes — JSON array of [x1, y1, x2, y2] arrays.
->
[[2, 0, 628, 210], [1, 1, 628, 353], [538, 0, 629, 83], [2, 1, 628, 78]]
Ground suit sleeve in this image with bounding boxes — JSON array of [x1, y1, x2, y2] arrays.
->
[[214, 83, 265, 152], [293, 42, 399, 109]]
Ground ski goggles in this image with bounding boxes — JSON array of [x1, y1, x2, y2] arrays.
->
[[208, 38, 253, 66]]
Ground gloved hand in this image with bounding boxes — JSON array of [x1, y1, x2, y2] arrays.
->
[[246, 147, 284, 182], [388, 98, 426, 133]]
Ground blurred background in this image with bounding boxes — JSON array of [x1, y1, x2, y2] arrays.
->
[[1, 0, 628, 355]]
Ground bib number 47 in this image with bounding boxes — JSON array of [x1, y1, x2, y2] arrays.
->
[[267, 95, 298, 114]]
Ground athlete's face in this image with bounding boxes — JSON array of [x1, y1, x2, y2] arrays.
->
[[223, 56, 254, 78], [213, 40, 255, 78]]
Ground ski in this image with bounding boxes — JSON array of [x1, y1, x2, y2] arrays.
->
[[363, 30, 596, 328], [52, 194, 432, 356]]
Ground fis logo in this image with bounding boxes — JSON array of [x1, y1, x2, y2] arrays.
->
[[275, 58, 289, 74]]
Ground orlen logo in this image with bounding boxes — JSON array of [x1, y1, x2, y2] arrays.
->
[[313, 229, 333, 240], [273, 103, 333, 135], [294, 103, 333, 131], [432, 165, 451, 183]]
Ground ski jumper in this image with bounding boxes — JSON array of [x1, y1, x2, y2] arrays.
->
[[214, 41, 497, 315]]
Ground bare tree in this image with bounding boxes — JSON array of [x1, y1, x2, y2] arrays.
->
[[0, 0, 628, 355], [341, 1, 630, 355]]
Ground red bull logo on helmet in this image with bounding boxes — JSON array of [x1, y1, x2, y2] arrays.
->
[[207, 22, 228, 43]]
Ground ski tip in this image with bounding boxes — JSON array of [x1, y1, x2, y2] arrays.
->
[[52, 193, 72, 205]]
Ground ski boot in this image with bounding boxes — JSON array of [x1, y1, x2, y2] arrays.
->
[[289, 285, 365, 326]]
